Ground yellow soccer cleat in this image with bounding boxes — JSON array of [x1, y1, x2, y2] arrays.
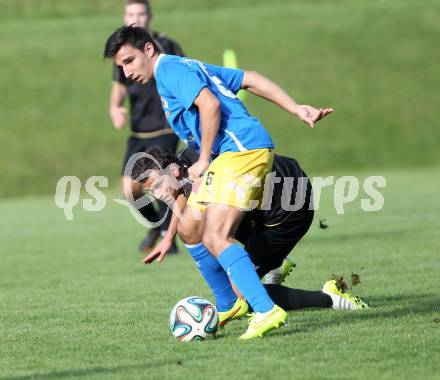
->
[[218, 297, 249, 327], [239, 305, 287, 340], [322, 280, 369, 310], [262, 258, 296, 285]]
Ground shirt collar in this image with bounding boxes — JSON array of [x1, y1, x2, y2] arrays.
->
[[154, 53, 165, 78]]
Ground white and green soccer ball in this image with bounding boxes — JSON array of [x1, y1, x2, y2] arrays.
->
[[169, 296, 218, 342]]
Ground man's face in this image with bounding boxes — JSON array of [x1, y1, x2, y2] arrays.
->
[[124, 3, 150, 30], [143, 169, 181, 205], [114, 44, 154, 84]]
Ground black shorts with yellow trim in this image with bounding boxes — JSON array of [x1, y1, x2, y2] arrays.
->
[[121, 131, 178, 175], [235, 182, 314, 278]]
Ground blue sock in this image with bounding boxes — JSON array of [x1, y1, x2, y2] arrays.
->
[[185, 243, 237, 312], [217, 243, 274, 313]]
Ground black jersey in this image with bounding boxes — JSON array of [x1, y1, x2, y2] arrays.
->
[[257, 154, 311, 226], [176, 147, 311, 226], [112, 31, 184, 134]]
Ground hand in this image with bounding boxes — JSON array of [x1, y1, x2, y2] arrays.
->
[[187, 159, 210, 182], [143, 238, 172, 264], [110, 107, 127, 129], [296, 105, 333, 128]]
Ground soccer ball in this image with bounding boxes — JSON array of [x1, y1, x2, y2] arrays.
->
[[169, 296, 218, 342]]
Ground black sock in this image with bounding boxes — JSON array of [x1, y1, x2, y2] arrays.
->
[[264, 284, 332, 310]]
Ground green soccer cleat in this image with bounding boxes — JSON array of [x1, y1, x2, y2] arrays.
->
[[218, 297, 249, 327], [239, 305, 287, 340], [262, 258, 296, 285], [322, 280, 369, 310]]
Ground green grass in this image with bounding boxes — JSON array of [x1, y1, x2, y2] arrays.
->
[[1, 167, 440, 379], [1, 0, 440, 197], [1, 1, 439, 378]]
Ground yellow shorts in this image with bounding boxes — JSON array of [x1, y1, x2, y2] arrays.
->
[[190, 148, 274, 210], [187, 191, 206, 212]]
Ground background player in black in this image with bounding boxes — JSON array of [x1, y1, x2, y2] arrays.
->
[[130, 147, 369, 311], [109, 0, 183, 253]]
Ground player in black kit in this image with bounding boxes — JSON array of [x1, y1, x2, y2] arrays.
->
[[109, 0, 183, 253]]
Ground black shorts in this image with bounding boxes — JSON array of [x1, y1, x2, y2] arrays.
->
[[121, 134, 179, 175], [236, 183, 314, 278]]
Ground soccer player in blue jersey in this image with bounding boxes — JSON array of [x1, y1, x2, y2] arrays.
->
[[103, 26, 333, 339]]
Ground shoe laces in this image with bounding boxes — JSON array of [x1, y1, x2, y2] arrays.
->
[[346, 294, 369, 308], [346, 294, 361, 303]]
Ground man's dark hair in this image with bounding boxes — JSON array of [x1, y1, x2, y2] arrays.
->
[[103, 25, 159, 59], [125, 0, 153, 19], [132, 148, 182, 183]]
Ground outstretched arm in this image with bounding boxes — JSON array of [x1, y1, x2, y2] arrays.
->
[[143, 194, 187, 264], [109, 82, 128, 129], [241, 71, 333, 128]]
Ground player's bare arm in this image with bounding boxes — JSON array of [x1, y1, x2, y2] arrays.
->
[[188, 88, 221, 179], [109, 81, 128, 129], [241, 71, 333, 128], [143, 193, 187, 264]]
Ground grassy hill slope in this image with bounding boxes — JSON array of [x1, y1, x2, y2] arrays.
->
[[1, 0, 439, 197]]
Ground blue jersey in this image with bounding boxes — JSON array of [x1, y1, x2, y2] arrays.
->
[[154, 54, 274, 155]]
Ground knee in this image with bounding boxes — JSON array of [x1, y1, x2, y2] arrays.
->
[[177, 221, 201, 246], [202, 234, 213, 254], [202, 229, 219, 255], [203, 223, 237, 256]]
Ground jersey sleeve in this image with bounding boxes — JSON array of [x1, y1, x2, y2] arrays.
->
[[154, 32, 185, 56], [177, 147, 199, 166], [204, 63, 244, 93], [170, 40, 184, 56], [163, 38, 184, 56], [112, 63, 126, 84], [159, 61, 208, 110]]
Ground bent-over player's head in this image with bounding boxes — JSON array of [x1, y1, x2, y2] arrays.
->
[[124, 0, 152, 31], [131, 148, 185, 202], [103, 26, 160, 84]]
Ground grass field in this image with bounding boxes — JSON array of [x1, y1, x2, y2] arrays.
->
[[1, 167, 439, 380]]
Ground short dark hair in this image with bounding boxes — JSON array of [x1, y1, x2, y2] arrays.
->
[[103, 25, 159, 59], [131, 148, 182, 183], [125, 0, 153, 19]]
